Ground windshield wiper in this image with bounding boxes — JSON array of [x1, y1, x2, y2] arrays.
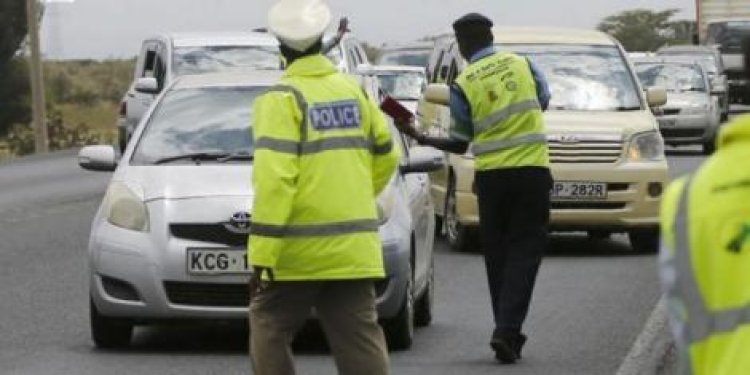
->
[[218, 151, 254, 162], [615, 106, 642, 111], [154, 152, 231, 165]]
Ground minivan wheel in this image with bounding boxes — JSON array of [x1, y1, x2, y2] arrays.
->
[[445, 184, 475, 252], [414, 261, 434, 327], [628, 228, 660, 254], [384, 280, 414, 351], [90, 299, 133, 349]]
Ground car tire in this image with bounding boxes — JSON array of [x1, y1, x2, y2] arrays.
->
[[445, 181, 476, 252], [628, 228, 660, 254], [90, 299, 133, 349], [384, 279, 414, 351], [414, 261, 434, 327]]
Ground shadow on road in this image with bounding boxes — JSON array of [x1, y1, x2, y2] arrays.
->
[[546, 233, 641, 258]]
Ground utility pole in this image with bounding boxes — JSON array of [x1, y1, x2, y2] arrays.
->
[[26, 0, 48, 153]]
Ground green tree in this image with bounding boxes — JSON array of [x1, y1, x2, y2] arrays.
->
[[597, 8, 689, 52], [0, 0, 32, 136]]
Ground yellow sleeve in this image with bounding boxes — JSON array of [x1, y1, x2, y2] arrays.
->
[[248, 91, 301, 269], [368, 98, 401, 196]]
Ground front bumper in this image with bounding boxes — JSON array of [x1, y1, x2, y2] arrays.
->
[[656, 114, 714, 145]]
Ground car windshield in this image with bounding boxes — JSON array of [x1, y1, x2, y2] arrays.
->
[[376, 71, 425, 100], [378, 50, 431, 67], [634, 63, 706, 93], [131, 87, 262, 165], [506, 44, 642, 111], [173, 46, 280, 75], [707, 21, 750, 53], [658, 53, 719, 75]]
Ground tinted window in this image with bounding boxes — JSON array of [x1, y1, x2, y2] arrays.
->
[[635, 63, 707, 93], [131, 87, 262, 164], [507, 44, 642, 111], [173, 46, 280, 76]]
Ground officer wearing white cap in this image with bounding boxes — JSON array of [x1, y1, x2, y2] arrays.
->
[[248, 1, 399, 374]]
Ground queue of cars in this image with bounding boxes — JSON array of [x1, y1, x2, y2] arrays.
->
[[86, 25, 731, 351]]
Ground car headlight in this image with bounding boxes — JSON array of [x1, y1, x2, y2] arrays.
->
[[104, 181, 149, 232], [628, 131, 665, 162], [376, 185, 396, 225]]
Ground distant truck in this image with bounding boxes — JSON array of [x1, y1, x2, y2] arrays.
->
[[697, 0, 750, 102]]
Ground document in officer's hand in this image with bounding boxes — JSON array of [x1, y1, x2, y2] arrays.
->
[[380, 96, 414, 123]]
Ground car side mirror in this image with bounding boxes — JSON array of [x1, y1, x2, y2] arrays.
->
[[423, 83, 450, 106], [646, 86, 667, 107], [134, 77, 160, 94], [400, 146, 445, 174], [78, 145, 118, 172]]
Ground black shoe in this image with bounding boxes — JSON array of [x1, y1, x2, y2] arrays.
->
[[490, 332, 527, 364]]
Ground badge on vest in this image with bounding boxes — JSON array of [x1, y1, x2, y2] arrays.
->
[[309, 100, 362, 131]]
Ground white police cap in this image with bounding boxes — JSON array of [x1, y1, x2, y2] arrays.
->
[[268, 0, 332, 52]]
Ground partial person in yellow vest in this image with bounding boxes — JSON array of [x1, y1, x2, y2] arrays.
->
[[394, 13, 552, 364], [659, 36, 750, 375], [247, 1, 400, 374]]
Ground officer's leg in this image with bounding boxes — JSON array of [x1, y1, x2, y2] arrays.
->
[[315, 280, 389, 375], [475, 170, 510, 328], [496, 168, 552, 334], [249, 282, 320, 375]]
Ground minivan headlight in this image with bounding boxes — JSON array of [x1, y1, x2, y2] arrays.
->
[[105, 181, 149, 232], [628, 131, 665, 161]]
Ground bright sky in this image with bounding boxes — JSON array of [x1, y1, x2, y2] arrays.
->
[[41, 0, 696, 60]]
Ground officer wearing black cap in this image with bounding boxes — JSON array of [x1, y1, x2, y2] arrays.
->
[[395, 13, 552, 364]]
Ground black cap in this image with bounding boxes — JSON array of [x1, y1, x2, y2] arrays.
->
[[452, 13, 493, 33]]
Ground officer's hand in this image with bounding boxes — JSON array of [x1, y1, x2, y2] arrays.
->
[[394, 118, 421, 139], [249, 266, 274, 296], [338, 17, 350, 34]]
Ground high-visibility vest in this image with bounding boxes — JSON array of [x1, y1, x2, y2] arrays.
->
[[660, 116, 750, 374], [455, 52, 549, 171], [249, 54, 401, 281]]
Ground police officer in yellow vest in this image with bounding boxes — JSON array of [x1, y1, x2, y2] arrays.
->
[[395, 13, 552, 363], [248, 1, 399, 374], [659, 37, 750, 375]]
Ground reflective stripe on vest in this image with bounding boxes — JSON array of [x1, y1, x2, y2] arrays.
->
[[257, 85, 392, 156], [474, 99, 541, 135], [471, 133, 547, 156], [251, 219, 380, 238], [672, 177, 750, 346]]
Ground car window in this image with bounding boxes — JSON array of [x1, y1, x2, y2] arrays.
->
[[131, 87, 263, 165], [142, 45, 158, 78], [431, 50, 445, 83], [507, 44, 642, 111], [376, 71, 426, 100], [173, 46, 280, 76], [635, 63, 707, 93], [446, 58, 458, 84]]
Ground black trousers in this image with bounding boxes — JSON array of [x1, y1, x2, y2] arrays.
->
[[475, 166, 552, 335]]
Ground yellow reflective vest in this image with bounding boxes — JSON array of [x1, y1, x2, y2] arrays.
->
[[455, 52, 549, 171], [249, 54, 401, 281], [660, 115, 750, 374]]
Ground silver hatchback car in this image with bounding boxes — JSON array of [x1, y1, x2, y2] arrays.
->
[[79, 71, 442, 350]]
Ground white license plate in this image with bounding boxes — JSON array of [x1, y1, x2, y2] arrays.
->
[[551, 181, 608, 200], [187, 248, 252, 275]]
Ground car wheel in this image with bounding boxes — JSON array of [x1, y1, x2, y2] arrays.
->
[[445, 182, 475, 252], [90, 299, 133, 349], [414, 261, 434, 327], [628, 228, 660, 254], [384, 279, 414, 351]]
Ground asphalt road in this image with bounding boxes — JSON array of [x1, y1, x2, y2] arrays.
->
[[0, 145, 707, 374]]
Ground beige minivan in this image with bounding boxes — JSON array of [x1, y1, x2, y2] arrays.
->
[[417, 27, 669, 253]]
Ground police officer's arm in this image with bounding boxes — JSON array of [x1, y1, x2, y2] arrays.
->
[[248, 92, 301, 270], [412, 85, 470, 154], [368, 98, 401, 196], [527, 58, 551, 111]]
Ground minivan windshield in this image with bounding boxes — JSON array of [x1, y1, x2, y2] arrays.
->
[[634, 63, 707, 93], [173, 46, 280, 75], [505, 44, 642, 111], [131, 87, 262, 165]]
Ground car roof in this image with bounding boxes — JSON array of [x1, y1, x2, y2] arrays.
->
[[156, 32, 278, 48], [171, 71, 284, 90], [658, 45, 717, 54], [493, 27, 616, 46]]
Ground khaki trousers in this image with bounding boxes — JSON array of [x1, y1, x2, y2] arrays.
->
[[249, 280, 390, 375]]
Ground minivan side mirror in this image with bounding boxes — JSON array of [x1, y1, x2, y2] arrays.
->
[[423, 84, 450, 106], [646, 87, 667, 107], [134, 77, 159, 94], [78, 145, 118, 172], [400, 146, 445, 174]]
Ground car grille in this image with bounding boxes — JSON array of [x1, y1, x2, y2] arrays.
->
[[661, 108, 681, 115], [551, 201, 627, 210], [660, 128, 706, 138], [164, 281, 249, 307], [170, 223, 248, 247], [547, 134, 623, 164]]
